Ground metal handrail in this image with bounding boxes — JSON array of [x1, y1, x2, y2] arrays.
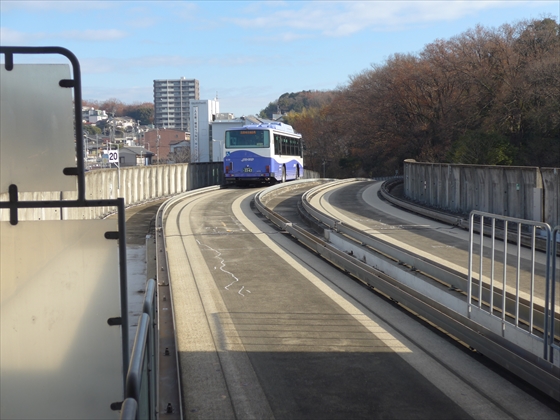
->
[[120, 399, 138, 420], [549, 226, 559, 362], [467, 211, 554, 361], [120, 278, 157, 420], [126, 314, 150, 402]]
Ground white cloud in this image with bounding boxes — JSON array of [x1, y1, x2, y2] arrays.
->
[[128, 55, 204, 68], [276, 32, 312, 42], [227, 0, 538, 38], [166, 2, 200, 21], [0, 27, 127, 45], [126, 16, 160, 29], [1, 1, 111, 13], [78, 53, 264, 78], [0, 28, 31, 44], [201, 84, 281, 116], [59, 29, 128, 42], [82, 84, 153, 104]]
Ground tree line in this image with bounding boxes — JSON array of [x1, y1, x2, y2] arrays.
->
[[83, 98, 154, 126], [259, 91, 336, 119], [270, 18, 559, 178]]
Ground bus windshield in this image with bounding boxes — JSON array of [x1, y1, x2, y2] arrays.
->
[[226, 129, 270, 148]]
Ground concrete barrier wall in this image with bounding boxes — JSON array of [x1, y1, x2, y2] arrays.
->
[[303, 169, 321, 179], [541, 168, 560, 228], [0, 163, 223, 222], [404, 160, 559, 227]]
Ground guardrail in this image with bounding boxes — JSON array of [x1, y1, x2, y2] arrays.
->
[[467, 211, 557, 363], [552, 225, 560, 362], [254, 179, 560, 402], [120, 279, 157, 420]]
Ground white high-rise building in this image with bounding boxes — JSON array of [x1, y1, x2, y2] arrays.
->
[[153, 78, 199, 131], [189, 99, 219, 163]]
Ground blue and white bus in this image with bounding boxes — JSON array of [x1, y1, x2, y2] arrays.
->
[[223, 122, 303, 185]]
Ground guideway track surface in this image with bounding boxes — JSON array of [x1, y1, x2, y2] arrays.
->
[[301, 179, 555, 332], [163, 185, 558, 419], [303, 180, 558, 341], [263, 179, 558, 401]]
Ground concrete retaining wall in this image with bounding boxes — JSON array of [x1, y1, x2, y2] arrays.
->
[[0, 163, 223, 222], [404, 160, 559, 227], [541, 168, 560, 228]]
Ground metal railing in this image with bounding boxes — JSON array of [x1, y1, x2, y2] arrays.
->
[[549, 226, 559, 361], [467, 211, 558, 362], [121, 279, 158, 420]]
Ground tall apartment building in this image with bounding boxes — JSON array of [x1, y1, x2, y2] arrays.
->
[[153, 77, 199, 131], [190, 98, 219, 163]]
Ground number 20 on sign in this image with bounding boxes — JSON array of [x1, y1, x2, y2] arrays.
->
[[103, 150, 119, 164]]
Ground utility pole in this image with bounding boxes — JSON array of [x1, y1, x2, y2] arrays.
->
[[83, 134, 87, 168], [156, 127, 160, 164], [110, 112, 115, 146]]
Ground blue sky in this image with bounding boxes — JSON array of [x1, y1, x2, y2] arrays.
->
[[1, 1, 558, 117]]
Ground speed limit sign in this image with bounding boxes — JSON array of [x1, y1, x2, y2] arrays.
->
[[103, 150, 119, 164]]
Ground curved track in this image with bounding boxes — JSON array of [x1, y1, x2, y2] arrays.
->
[[305, 180, 549, 301], [163, 185, 559, 419]]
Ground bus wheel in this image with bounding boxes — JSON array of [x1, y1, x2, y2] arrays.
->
[[282, 166, 286, 183]]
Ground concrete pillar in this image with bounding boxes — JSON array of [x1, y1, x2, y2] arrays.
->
[[163, 166, 170, 196], [542, 168, 559, 226]]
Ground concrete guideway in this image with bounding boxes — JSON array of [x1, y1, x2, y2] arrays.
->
[[162, 186, 558, 419], [289, 179, 558, 397], [314, 180, 550, 306], [164, 189, 273, 420], [315, 180, 559, 337]]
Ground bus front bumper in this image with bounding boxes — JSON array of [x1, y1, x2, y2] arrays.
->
[[225, 172, 274, 183]]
